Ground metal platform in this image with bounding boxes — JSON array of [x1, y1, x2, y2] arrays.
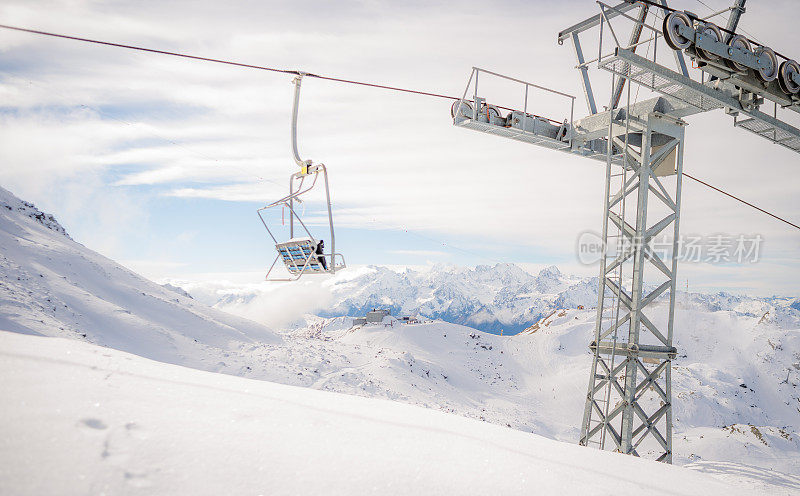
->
[[734, 116, 800, 152], [600, 48, 800, 154], [451, 67, 634, 168], [454, 116, 571, 151], [454, 110, 631, 166]]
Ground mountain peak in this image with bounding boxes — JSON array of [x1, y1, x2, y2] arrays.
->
[[0, 184, 278, 359], [538, 265, 562, 278], [0, 186, 71, 239], [320, 261, 594, 334]]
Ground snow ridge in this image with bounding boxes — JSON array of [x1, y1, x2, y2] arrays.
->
[[0, 185, 278, 369], [0, 186, 70, 238]]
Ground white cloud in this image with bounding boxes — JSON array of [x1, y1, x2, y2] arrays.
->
[[0, 0, 797, 291], [387, 249, 448, 257]]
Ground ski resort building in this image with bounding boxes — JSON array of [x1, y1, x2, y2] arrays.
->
[[366, 308, 391, 323], [350, 308, 393, 326]]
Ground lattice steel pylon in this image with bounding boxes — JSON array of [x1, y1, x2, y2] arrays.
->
[[578, 78, 683, 461], [451, 0, 800, 463]]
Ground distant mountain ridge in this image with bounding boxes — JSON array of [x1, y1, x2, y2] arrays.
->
[[211, 262, 799, 335], [210, 263, 599, 334], [317, 263, 598, 334]]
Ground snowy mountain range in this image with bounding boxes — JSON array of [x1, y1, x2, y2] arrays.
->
[[209, 263, 600, 334], [1, 185, 799, 494], [207, 262, 800, 337]]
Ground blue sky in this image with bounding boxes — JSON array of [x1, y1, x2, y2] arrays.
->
[[0, 0, 798, 296], [62, 191, 564, 277]]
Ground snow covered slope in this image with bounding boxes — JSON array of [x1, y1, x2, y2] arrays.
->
[[2, 185, 798, 491], [1, 330, 790, 496], [0, 186, 279, 370], [262, 307, 800, 478], [516, 306, 800, 471]]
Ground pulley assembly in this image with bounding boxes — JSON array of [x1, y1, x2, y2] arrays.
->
[[662, 10, 800, 97]]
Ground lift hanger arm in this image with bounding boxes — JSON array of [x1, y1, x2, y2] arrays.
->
[[291, 74, 311, 169]]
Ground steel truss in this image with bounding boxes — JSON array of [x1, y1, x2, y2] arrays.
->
[[579, 91, 683, 461], [452, 0, 797, 464]]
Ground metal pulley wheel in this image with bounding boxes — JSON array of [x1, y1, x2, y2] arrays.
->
[[695, 23, 723, 62], [663, 11, 693, 51], [778, 60, 800, 95], [724, 34, 752, 72], [450, 100, 473, 119], [485, 105, 502, 120], [754, 46, 779, 82]]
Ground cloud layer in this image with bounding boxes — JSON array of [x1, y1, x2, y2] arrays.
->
[[0, 0, 798, 294]]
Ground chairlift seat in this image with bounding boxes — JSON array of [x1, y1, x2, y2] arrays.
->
[[275, 237, 328, 274], [258, 74, 345, 281]]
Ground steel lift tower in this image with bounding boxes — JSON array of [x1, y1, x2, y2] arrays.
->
[[451, 0, 800, 462]]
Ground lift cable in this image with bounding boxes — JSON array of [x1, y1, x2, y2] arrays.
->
[[0, 24, 459, 102], [631, 9, 799, 230], [690, 0, 758, 44], [683, 173, 800, 230], [0, 23, 798, 232], [2, 70, 505, 266]]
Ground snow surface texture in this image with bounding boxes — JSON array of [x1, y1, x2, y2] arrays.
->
[[0, 330, 792, 496], [1, 185, 799, 493]]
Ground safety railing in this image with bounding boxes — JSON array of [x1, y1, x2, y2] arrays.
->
[[453, 67, 577, 147]]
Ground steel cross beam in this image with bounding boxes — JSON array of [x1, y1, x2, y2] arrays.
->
[[558, 1, 639, 43], [723, 0, 747, 44], [611, 3, 649, 109], [579, 108, 684, 462], [561, 0, 641, 116], [572, 32, 598, 115]]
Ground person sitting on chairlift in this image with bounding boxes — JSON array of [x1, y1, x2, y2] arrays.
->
[[316, 239, 328, 270]]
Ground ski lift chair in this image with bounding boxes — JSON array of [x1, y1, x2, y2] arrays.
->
[[258, 74, 345, 281]]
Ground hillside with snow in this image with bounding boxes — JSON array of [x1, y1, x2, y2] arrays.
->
[[5, 330, 785, 496], [272, 306, 800, 476], [1, 185, 799, 494], [0, 186, 279, 371]]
